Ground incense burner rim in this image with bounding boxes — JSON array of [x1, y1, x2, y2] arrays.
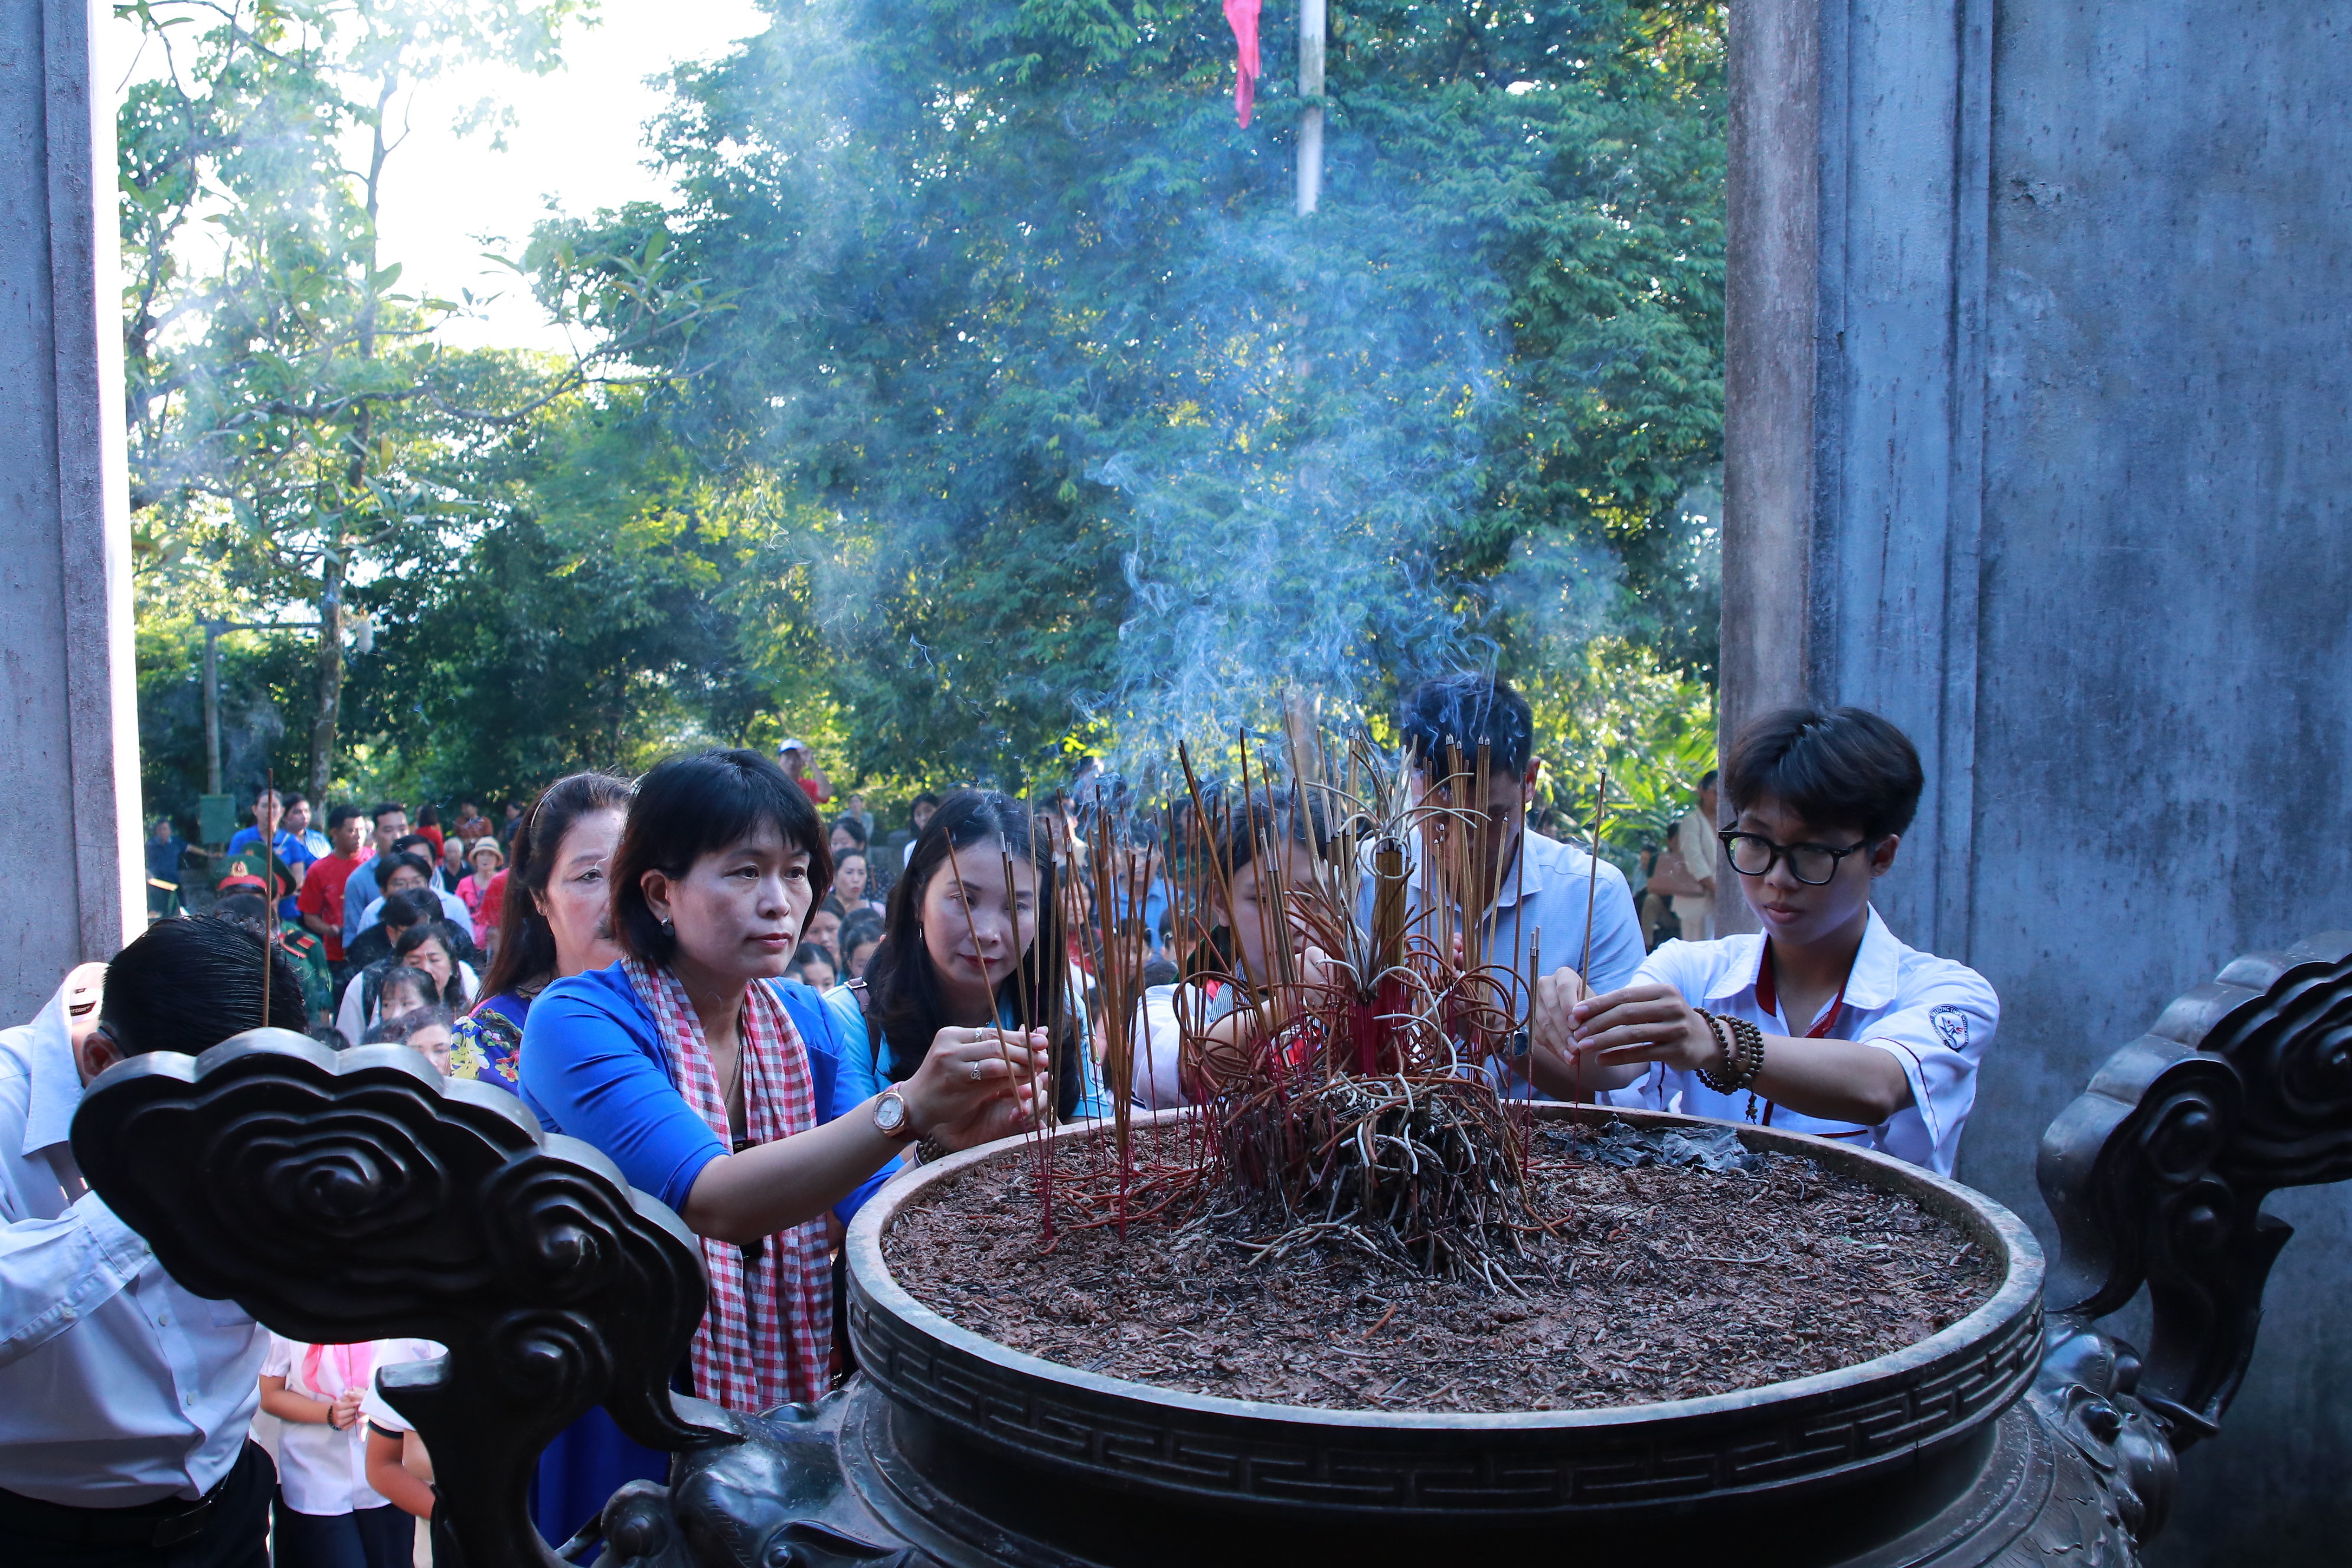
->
[[847, 1103, 2043, 1433]]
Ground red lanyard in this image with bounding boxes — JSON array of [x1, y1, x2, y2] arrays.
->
[[1753, 942, 1850, 1037], [1745, 942, 1852, 1126]]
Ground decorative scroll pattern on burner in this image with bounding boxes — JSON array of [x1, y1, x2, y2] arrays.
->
[[72, 1031, 733, 1568], [2037, 932, 2352, 1446]]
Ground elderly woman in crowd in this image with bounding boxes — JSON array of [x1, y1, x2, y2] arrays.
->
[[455, 836, 507, 946]]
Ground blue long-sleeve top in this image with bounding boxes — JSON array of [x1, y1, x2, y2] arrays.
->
[[518, 963, 893, 1225]]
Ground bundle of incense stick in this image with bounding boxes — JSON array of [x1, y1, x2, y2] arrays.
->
[[1033, 720, 1569, 1288]]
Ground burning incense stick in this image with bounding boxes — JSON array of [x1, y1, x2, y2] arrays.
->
[[1578, 769, 1608, 989], [260, 769, 274, 1032]]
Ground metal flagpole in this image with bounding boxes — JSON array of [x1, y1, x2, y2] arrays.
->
[[1296, 0, 1324, 214]]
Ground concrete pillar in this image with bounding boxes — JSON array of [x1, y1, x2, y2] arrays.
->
[[1, 0, 143, 1018], [1723, 2, 2352, 1561]]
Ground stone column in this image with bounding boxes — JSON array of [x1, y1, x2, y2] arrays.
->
[[1723, 2, 2352, 1559], [1, 0, 143, 1018]]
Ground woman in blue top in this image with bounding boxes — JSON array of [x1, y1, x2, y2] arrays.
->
[[828, 789, 1115, 1125], [448, 771, 632, 1095], [521, 751, 1043, 1421]]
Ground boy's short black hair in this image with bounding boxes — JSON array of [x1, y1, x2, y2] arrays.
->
[[1398, 674, 1537, 778], [327, 803, 364, 831], [1722, 707, 1923, 842], [100, 917, 306, 1057], [378, 890, 437, 932]]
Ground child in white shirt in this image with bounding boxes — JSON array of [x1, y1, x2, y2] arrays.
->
[[1533, 705, 1998, 1174], [357, 1338, 447, 1554], [258, 1337, 414, 1567]]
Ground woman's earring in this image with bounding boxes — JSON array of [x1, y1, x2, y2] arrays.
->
[[659, 917, 675, 935], [916, 923, 925, 942]]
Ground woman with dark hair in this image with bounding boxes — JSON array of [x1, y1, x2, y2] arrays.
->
[[446, 772, 635, 1551], [828, 789, 1114, 1123], [333, 903, 450, 1048], [829, 848, 884, 917], [838, 911, 884, 982], [363, 1004, 458, 1074], [828, 814, 869, 857], [789, 943, 837, 991], [520, 752, 1038, 1456], [446, 772, 632, 1093], [394, 923, 475, 1010]]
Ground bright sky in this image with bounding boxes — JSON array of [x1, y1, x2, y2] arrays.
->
[[393, 0, 770, 349], [114, 0, 769, 353]]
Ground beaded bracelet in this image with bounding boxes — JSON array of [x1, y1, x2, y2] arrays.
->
[[1694, 1010, 1766, 1094], [1693, 1011, 1737, 1092]]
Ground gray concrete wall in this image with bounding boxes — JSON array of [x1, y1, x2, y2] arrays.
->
[[1, 0, 142, 1017], [1729, 1, 2352, 1561]]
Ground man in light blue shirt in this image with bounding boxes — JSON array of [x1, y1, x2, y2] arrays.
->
[[340, 802, 409, 947], [1362, 674, 1646, 1095], [0, 920, 308, 1563]]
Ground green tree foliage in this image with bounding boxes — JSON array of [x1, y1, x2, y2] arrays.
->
[[120, 0, 592, 801], [534, 0, 1725, 786], [348, 387, 785, 796], [127, 0, 1724, 816]]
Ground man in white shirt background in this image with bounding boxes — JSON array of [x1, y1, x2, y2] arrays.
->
[[0, 919, 308, 1566]]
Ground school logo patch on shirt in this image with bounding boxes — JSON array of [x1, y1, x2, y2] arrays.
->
[[1930, 1005, 1969, 1053]]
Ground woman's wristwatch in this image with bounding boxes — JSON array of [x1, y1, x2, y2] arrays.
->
[[871, 1087, 920, 1141]]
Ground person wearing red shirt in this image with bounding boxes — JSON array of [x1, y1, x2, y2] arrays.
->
[[413, 803, 447, 864], [299, 805, 371, 972], [476, 865, 508, 953], [775, 739, 831, 805]]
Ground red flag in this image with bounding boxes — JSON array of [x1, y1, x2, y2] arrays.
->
[[1224, 0, 1261, 128]]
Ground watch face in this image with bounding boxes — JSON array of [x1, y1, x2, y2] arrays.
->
[[874, 1093, 908, 1135]]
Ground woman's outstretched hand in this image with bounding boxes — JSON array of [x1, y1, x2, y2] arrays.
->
[[906, 1025, 1051, 1151]]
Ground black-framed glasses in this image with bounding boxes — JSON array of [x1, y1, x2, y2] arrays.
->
[[1718, 830, 1878, 886]]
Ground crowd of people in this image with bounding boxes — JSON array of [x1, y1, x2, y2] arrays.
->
[[7, 678, 1998, 1565]]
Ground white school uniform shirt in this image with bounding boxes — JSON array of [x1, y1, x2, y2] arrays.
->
[[0, 981, 269, 1505], [1612, 907, 1997, 1175], [1132, 980, 1247, 1110], [263, 1337, 392, 1515]]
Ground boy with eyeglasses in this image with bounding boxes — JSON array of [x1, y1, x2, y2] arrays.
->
[[1528, 705, 1997, 1174]]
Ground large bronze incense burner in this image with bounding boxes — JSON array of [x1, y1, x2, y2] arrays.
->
[[71, 932, 2352, 1566]]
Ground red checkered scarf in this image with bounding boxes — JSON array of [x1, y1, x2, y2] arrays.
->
[[625, 959, 831, 1411]]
